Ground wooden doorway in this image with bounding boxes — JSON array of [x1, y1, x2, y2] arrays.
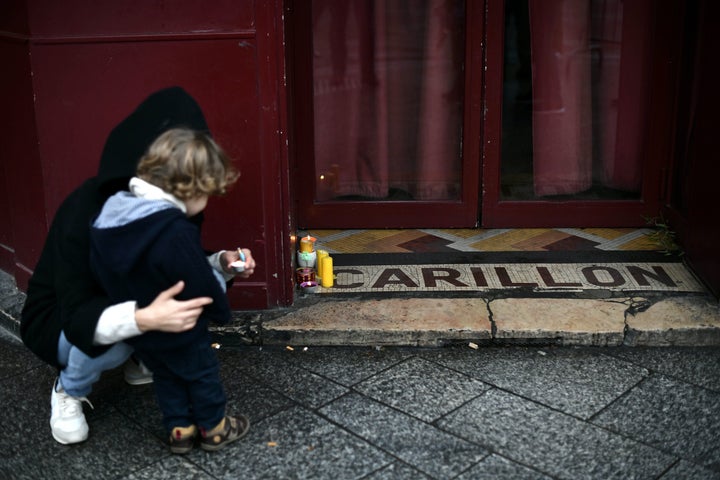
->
[[289, 0, 682, 230]]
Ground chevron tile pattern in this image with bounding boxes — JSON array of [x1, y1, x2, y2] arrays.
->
[[302, 228, 662, 254]]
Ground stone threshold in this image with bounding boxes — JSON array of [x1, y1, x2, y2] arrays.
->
[[216, 292, 720, 348]]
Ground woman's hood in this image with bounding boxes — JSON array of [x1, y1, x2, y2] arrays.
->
[[96, 86, 209, 193]]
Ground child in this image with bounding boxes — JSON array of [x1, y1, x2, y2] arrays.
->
[[90, 128, 249, 453]]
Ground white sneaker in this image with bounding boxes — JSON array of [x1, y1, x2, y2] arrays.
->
[[50, 378, 92, 444], [123, 356, 153, 385]]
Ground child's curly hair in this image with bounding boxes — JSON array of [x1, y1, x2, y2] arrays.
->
[[136, 128, 239, 200]]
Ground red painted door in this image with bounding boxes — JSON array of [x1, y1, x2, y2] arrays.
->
[[291, 0, 685, 230]]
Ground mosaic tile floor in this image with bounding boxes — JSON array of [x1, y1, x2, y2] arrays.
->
[[296, 229, 704, 295], [302, 228, 662, 254]]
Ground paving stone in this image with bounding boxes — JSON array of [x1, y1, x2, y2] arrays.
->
[[234, 348, 348, 408], [95, 351, 298, 441], [0, 327, 44, 380], [354, 356, 490, 422], [490, 298, 628, 346], [425, 346, 648, 419], [625, 297, 720, 346], [320, 393, 487, 478], [456, 454, 552, 480], [194, 406, 391, 479], [605, 346, 720, 392], [0, 270, 25, 322], [2, 409, 169, 480], [93, 373, 166, 438], [659, 460, 720, 480], [591, 374, 720, 471], [438, 389, 675, 479], [363, 461, 433, 479], [280, 346, 415, 386], [219, 349, 300, 419], [0, 366, 69, 480], [124, 456, 216, 479]]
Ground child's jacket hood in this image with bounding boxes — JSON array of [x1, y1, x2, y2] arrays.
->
[[92, 193, 181, 276]]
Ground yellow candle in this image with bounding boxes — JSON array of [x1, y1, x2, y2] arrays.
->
[[299, 235, 316, 253], [320, 255, 333, 288], [315, 250, 328, 280], [316, 249, 329, 264]]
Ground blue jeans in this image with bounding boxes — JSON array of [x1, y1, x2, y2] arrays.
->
[[57, 331, 133, 397]]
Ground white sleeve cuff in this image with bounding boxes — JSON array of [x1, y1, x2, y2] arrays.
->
[[208, 250, 235, 282], [93, 301, 143, 345]]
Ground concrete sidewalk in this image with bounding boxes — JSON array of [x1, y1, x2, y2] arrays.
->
[[2, 326, 720, 479]]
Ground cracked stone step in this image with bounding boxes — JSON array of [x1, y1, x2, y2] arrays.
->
[[625, 296, 720, 346], [489, 297, 629, 346]]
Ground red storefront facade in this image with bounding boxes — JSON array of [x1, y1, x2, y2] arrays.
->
[[1, 0, 718, 309]]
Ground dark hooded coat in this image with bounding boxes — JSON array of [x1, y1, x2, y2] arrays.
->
[[20, 87, 210, 368]]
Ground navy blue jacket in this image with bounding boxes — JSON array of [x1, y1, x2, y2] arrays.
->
[[90, 201, 230, 351]]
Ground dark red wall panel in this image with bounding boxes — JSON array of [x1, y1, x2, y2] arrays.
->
[[0, 39, 47, 288], [0, 0, 29, 34], [31, 39, 261, 218], [1, 0, 292, 308], [26, 0, 254, 36]]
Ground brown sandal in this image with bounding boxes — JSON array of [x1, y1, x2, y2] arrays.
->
[[169, 425, 197, 454], [200, 415, 250, 451]]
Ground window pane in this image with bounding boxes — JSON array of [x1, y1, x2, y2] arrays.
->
[[501, 0, 651, 201], [311, 0, 466, 202]]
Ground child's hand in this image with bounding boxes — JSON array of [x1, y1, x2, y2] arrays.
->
[[221, 248, 256, 278]]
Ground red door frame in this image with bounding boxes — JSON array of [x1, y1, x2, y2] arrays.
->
[[289, 0, 484, 229], [480, 0, 683, 228], [663, 0, 720, 296]]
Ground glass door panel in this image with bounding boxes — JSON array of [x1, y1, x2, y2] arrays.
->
[[482, 0, 675, 228], [293, 0, 481, 228], [313, 0, 464, 202], [501, 0, 650, 202]]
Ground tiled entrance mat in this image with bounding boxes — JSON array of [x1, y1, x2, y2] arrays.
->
[[316, 252, 705, 295]]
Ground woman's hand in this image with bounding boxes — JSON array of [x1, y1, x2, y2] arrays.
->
[[134, 281, 212, 332]]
